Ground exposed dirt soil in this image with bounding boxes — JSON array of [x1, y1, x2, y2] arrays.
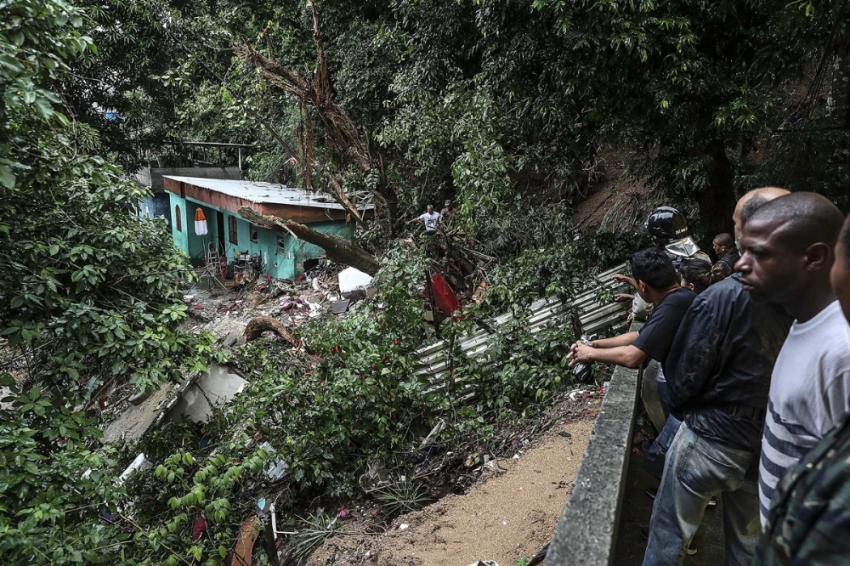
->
[[307, 403, 599, 566]]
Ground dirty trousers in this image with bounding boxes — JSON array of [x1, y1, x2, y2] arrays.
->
[[642, 422, 760, 566]]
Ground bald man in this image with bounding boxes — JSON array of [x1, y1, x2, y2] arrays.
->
[[753, 213, 850, 564], [732, 186, 790, 245], [643, 188, 793, 566], [736, 193, 850, 527]]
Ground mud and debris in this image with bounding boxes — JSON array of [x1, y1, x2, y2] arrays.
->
[[303, 390, 605, 566]]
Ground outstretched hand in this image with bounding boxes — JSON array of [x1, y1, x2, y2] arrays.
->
[[613, 273, 637, 289], [613, 293, 635, 303]]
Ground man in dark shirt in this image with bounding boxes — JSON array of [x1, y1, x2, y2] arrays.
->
[[712, 232, 740, 278], [642, 188, 793, 566], [568, 248, 695, 372]]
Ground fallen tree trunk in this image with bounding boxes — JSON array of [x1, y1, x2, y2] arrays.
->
[[238, 207, 380, 275], [243, 316, 300, 348]]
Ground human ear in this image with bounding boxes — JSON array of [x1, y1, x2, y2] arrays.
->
[[805, 242, 833, 271]]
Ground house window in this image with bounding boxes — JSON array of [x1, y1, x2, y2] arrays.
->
[[250, 225, 258, 243], [228, 216, 238, 245], [277, 235, 286, 254], [175, 205, 181, 232]]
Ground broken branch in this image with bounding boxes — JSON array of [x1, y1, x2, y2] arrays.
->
[[238, 207, 380, 275]]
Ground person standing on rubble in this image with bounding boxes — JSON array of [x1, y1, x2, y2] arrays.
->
[[733, 193, 850, 528], [410, 204, 441, 234], [753, 211, 850, 565], [642, 187, 792, 566], [712, 232, 740, 278]]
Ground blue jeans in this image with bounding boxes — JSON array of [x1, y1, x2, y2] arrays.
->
[[642, 422, 760, 566], [643, 413, 682, 480]]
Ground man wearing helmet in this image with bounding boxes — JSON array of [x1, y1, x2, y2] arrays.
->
[[616, 207, 712, 314], [615, 207, 712, 432]]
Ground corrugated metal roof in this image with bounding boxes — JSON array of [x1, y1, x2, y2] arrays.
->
[[163, 176, 375, 211], [416, 263, 631, 401]]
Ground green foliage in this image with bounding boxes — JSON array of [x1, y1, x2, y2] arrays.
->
[[0, 385, 126, 565], [372, 478, 431, 517], [0, 1, 216, 563]]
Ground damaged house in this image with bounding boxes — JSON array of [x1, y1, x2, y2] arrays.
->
[[163, 176, 374, 280]]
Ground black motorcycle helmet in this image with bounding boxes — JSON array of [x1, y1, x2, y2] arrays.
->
[[642, 206, 690, 246]]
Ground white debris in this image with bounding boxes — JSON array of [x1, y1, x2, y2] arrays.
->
[[399, 523, 409, 531], [338, 267, 373, 294], [117, 453, 153, 486]]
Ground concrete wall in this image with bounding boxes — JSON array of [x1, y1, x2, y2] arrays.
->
[[139, 191, 171, 227], [545, 321, 643, 566], [136, 166, 241, 190]]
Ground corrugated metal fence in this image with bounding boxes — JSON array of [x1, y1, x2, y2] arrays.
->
[[414, 263, 630, 402]]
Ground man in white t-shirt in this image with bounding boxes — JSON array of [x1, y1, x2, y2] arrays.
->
[[736, 192, 850, 527], [411, 204, 440, 233]]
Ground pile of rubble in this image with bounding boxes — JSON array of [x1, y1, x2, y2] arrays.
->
[[180, 262, 376, 348]]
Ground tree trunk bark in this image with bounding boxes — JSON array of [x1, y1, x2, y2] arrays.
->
[[701, 139, 737, 235], [244, 316, 299, 347], [237, 207, 380, 275]]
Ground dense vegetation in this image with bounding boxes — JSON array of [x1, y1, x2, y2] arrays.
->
[[2, 0, 849, 563]]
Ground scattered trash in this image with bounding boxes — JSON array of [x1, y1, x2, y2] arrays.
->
[[259, 442, 289, 481], [117, 453, 153, 486], [419, 418, 446, 449], [331, 299, 351, 314], [467, 561, 500, 566], [398, 523, 409, 531], [230, 517, 262, 566], [425, 273, 459, 317]]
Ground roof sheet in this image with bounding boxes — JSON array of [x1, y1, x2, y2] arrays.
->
[[163, 176, 374, 211]]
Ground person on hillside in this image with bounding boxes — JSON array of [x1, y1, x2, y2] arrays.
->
[[567, 247, 695, 373], [753, 212, 850, 565], [410, 204, 441, 233], [440, 199, 454, 219], [734, 193, 850, 527], [642, 187, 792, 566], [712, 232, 740, 278]]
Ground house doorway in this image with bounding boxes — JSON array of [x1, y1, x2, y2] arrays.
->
[[216, 211, 225, 256]]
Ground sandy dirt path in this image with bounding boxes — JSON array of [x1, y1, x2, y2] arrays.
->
[[310, 416, 594, 566]]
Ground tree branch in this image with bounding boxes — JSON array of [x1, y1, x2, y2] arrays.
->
[[237, 207, 379, 275]]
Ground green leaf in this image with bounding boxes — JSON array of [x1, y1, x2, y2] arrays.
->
[[0, 165, 15, 189]]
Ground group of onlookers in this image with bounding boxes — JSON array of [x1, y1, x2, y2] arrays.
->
[[568, 188, 850, 565]]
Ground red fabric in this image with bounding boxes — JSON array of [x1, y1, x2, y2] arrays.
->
[[430, 274, 459, 317]]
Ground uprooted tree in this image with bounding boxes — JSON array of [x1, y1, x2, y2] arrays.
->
[[238, 207, 380, 275], [235, 2, 399, 236]]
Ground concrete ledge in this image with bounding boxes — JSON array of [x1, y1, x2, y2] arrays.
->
[[545, 323, 643, 566]]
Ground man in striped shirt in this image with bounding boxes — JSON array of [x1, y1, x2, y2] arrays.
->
[[735, 192, 850, 527]]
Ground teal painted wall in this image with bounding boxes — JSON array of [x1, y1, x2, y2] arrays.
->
[[164, 195, 354, 280], [168, 193, 189, 254]]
